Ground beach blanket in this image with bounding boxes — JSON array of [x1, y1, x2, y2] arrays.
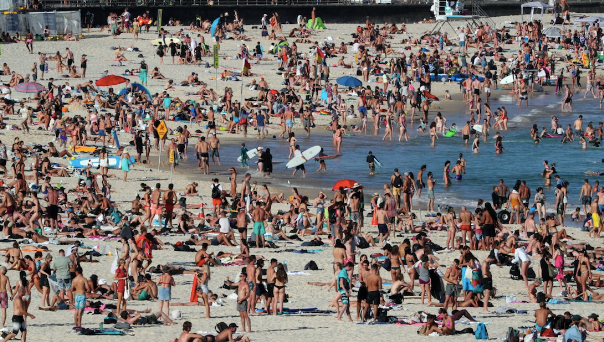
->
[[306, 17, 326, 29], [287, 271, 310, 276]]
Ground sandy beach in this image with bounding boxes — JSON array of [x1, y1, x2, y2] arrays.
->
[[0, 7, 602, 342]]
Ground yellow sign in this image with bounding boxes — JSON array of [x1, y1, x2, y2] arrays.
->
[[157, 120, 168, 139], [169, 149, 174, 164], [213, 45, 219, 69]]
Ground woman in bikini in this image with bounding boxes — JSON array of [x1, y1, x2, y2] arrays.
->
[[272, 263, 288, 316], [429, 122, 438, 147], [389, 246, 403, 283], [576, 249, 591, 301]]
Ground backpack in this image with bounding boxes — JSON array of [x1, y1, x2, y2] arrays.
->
[[475, 322, 488, 339], [211, 184, 221, 199], [304, 260, 319, 271], [506, 327, 520, 342], [215, 322, 229, 333], [392, 175, 403, 188], [510, 264, 521, 280], [377, 308, 389, 323]]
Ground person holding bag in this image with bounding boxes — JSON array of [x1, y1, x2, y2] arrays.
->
[[114, 259, 129, 315]]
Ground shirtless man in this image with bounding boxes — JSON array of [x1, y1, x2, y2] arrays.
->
[[579, 179, 592, 217], [376, 203, 388, 246], [176, 131, 187, 161], [163, 184, 176, 229], [356, 260, 370, 322], [459, 207, 473, 247], [237, 273, 251, 332], [443, 259, 461, 310], [240, 173, 252, 213], [208, 134, 221, 165], [365, 264, 382, 324], [252, 202, 267, 249], [71, 266, 90, 327], [534, 302, 555, 333], [481, 254, 495, 313], [236, 208, 249, 242], [284, 106, 294, 135], [0, 267, 13, 327], [2, 187, 16, 231], [244, 256, 256, 315], [151, 183, 163, 228], [215, 323, 249, 342], [4, 243, 23, 270], [174, 321, 209, 342], [2, 286, 34, 342]]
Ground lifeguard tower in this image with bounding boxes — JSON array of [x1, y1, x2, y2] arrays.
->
[[430, 0, 494, 34]]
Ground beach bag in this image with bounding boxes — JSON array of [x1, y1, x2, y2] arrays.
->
[[215, 322, 229, 333], [541, 329, 556, 337], [304, 260, 319, 271], [527, 267, 536, 279], [506, 327, 520, 342], [382, 258, 391, 271], [377, 308, 389, 323], [510, 264, 521, 280], [548, 264, 557, 278], [124, 282, 131, 300], [475, 322, 488, 339]]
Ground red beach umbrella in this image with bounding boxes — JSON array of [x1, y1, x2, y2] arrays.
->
[[95, 74, 128, 87], [332, 179, 358, 191]]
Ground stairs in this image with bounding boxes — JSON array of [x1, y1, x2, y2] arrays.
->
[[473, 2, 495, 28]]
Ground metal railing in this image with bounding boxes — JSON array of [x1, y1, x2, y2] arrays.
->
[[40, 0, 416, 7]]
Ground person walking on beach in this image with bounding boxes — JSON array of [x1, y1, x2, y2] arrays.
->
[[1, 285, 34, 342], [158, 268, 174, 316], [0, 267, 13, 327], [336, 262, 353, 322], [237, 273, 251, 332], [71, 266, 90, 328], [272, 263, 287, 316]]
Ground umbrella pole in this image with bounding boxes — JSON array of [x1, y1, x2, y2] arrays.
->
[[158, 150, 161, 172]]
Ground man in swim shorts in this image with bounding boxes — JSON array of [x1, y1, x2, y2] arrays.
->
[[336, 262, 354, 322], [252, 201, 267, 248], [71, 266, 90, 327]]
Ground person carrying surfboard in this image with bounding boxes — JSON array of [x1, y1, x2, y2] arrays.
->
[[291, 145, 307, 178]]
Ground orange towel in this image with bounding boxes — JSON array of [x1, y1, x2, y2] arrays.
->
[[190, 275, 198, 302]]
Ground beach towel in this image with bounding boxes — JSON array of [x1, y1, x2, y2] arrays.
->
[[190, 275, 198, 302]]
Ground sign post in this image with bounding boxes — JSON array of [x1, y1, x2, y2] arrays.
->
[[156, 120, 168, 171], [157, 9, 163, 32], [169, 149, 174, 183], [213, 44, 219, 90]]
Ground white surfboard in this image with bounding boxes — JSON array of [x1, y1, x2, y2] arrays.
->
[[500, 74, 514, 85], [473, 124, 483, 132], [237, 148, 260, 162], [374, 158, 383, 169], [286, 146, 322, 169]]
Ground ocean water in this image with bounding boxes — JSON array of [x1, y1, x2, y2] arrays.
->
[[180, 89, 603, 214]]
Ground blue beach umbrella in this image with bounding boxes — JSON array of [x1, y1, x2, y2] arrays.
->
[[210, 17, 220, 37], [336, 76, 362, 88], [118, 82, 152, 99]]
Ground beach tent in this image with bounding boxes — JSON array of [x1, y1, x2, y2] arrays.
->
[[520, 2, 555, 23], [271, 40, 288, 54], [575, 16, 604, 24], [306, 17, 326, 30], [542, 26, 563, 38], [118, 82, 152, 99]]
